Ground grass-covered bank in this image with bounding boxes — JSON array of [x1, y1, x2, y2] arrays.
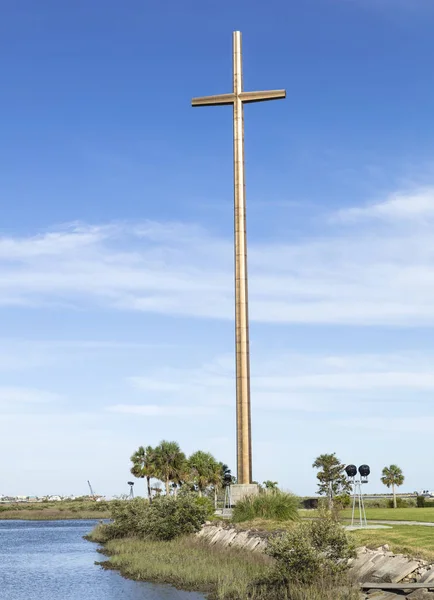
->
[[93, 534, 270, 598], [0, 500, 111, 520], [88, 533, 359, 600], [86, 495, 359, 600]]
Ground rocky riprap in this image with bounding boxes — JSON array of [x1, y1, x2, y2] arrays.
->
[[196, 522, 270, 552], [197, 523, 434, 599], [353, 545, 434, 599]]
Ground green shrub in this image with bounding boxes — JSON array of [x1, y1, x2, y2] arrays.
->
[[335, 494, 351, 508], [417, 496, 426, 508], [363, 498, 389, 509], [387, 497, 414, 508], [100, 494, 212, 542], [232, 490, 299, 523], [264, 512, 355, 585], [139, 495, 213, 541]]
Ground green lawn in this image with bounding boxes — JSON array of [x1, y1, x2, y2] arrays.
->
[[236, 518, 434, 563], [341, 507, 434, 522], [349, 525, 434, 562], [300, 507, 434, 523]]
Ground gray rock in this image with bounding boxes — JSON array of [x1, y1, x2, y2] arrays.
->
[[212, 528, 237, 547], [253, 539, 267, 553], [230, 531, 250, 548], [243, 536, 261, 551], [419, 569, 434, 584], [364, 592, 403, 599], [407, 591, 434, 599], [358, 556, 400, 583], [369, 556, 420, 583]]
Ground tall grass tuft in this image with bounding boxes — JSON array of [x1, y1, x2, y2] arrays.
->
[[232, 490, 299, 523]]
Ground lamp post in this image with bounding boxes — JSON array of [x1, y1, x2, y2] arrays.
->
[[345, 464, 370, 528]]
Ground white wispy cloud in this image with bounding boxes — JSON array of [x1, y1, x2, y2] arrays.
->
[[0, 339, 175, 371], [0, 386, 61, 406], [333, 416, 434, 434], [335, 188, 434, 222], [1, 185, 434, 325], [108, 404, 217, 417], [111, 350, 434, 416], [128, 377, 183, 392]]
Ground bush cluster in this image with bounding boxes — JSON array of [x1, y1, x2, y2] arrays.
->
[[387, 497, 416, 508], [232, 490, 299, 523], [417, 496, 434, 508], [263, 512, 355, 586], [362, 498, 389, 509], [100, 494, 213, 542], [334, 494, 351, 508]]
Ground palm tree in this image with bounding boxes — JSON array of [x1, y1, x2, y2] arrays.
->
[[207, 461, 227, 509], [154, 440, 187, 496], [172, 459, 191, 497], [130, 445, 157, 503], [263, 480, 279, 490], [381, 465, 405, 508], [188, 450, 219, 497]]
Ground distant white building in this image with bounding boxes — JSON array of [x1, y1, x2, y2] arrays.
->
[[48, 495, 62, 501]]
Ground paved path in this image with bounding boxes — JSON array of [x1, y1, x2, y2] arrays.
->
[[368, 519, 434, 526]]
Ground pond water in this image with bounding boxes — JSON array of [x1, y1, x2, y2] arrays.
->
[[0, 520, 205, 600]]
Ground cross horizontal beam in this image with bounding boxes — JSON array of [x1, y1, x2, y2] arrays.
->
[[240, 89, 286, 103], [191, 93, 235, 107], [191, 89, 286, 108]]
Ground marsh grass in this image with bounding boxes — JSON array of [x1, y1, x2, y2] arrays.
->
[[85, 522, 111, 542], [0, 509, 110, 520], [0, 501, 111, 520], [97, 536, 270, 598], [93, 535, 359, 600]]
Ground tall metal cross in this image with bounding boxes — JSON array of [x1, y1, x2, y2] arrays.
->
[[192, 31, 286, 485]]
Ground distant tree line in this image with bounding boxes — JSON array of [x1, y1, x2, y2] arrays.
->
[[130, 441, 233, 507]]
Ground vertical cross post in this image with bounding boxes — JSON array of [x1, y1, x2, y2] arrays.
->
[[192, 32, 285, 484], [232, 31, 251, 485]]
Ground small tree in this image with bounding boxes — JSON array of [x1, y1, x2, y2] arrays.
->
[[263, 480, 279, 490], [381, 465, 404, 508], [130, 445, 157, 503], [312, 453, 351, 509]]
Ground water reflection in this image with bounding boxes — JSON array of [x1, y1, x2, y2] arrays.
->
[[0, 520, 205, 600]]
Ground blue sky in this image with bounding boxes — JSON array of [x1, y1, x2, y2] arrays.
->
[[2, 0, 434, 497]]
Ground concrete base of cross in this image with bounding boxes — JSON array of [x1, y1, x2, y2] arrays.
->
[[229, 483, 260, 506]]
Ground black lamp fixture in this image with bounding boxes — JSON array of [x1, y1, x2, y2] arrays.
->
[[127, 481, 135, 499]]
